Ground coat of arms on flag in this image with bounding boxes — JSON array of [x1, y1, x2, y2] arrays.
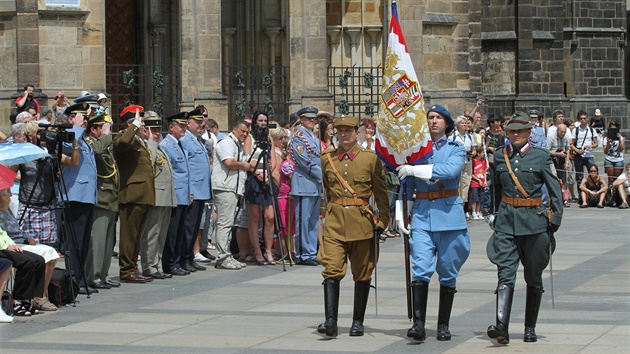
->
[[375, 2, 432, 170]]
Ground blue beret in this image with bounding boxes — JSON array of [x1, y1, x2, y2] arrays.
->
[[427, 104, 454, 134], [297, 105, 318, 118]]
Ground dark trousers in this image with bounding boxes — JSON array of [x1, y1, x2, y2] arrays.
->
[[65, 201, 94, 287], [162, 205, 187, 272], [0, 250, 45, 299], [118, 203, 150, 278], [180, 199, 205, 267], [573, 155, 595, 185]]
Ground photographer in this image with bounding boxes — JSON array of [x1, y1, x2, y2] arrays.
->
[[246, 111, 281, 265], [547, 123, 571, 195], [60, 102, 98, 293], [11, 121, 79, 253], [571, 110, 598, 184], [51, 91, 70, 124], [603, 121, 625, 186], [451, 116, 477, 220]]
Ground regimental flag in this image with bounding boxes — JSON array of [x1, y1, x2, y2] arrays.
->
[[375, 2, 433, 171]]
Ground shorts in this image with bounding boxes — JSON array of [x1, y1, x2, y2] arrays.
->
[[604, 159, 625, 168], [470, 187, 485, 203]]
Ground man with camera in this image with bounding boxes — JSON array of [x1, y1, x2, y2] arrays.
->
[[60, 102, 98, 294], [571, 110, 598, 186], [84, 113, 120, 290], [113, 105, 155, 284], [15, 84, 41, 119], [547, 123, 571, 193]]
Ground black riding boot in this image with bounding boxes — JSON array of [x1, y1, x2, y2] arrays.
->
[[407, 281, 429, 341], [317, 278, 340, 337], [487, 284, 514, 345], [436, 285, 457, 341], [349, 281, 371, 336], [524, 286, 544, 342]]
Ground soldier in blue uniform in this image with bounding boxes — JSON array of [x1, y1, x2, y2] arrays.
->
[[397, 104, 471, 342], [290, 106, 323, 266], [179, 108, 211, 273], [159, 112, 192, 276]]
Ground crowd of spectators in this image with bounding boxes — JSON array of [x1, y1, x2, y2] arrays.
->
[[0, 86, 627, 324]]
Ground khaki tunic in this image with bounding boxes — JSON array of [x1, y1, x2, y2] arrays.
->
[[318, 144, 390, 282]]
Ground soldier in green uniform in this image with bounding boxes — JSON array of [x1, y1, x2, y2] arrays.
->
[[486, 112, 563, 345], [316, 115, 390, 337]]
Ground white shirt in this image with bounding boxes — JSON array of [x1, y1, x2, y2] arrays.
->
[[615, 172, 630, 194], [572, 125, 596, 158]]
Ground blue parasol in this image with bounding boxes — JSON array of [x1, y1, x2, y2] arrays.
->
[[0, 143, 51, 167]]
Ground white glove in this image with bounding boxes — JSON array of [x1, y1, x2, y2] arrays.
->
[[395, 200, 413, 236], [396, 164, 434, 181], [398, 219, 410, 236]]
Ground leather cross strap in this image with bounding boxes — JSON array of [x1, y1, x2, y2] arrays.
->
[[503, 148, 530, 198], [325, 153, 378, 225]]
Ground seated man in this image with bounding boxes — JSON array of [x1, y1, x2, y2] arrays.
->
[[612, 162, 630, 209]]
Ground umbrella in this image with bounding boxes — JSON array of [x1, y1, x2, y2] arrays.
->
[[0, 143, 50, 167], [0, 164, 17, 190]]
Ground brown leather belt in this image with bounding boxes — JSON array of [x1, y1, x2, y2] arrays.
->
[[330, 197, 369, 206], [501, 196, 542, 207], [415, 189, 459, 201]]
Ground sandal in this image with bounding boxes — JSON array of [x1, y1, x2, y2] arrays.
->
[[254, 256, 268, 266], [13, 301, 32, 317], [265, 255, 276, 266]]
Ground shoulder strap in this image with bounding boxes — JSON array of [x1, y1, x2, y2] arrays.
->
[[502, 148, 530, 198]]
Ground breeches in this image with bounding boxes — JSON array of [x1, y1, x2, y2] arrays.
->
[[409, 228, 471, 288], [318, 236, 376, 283]]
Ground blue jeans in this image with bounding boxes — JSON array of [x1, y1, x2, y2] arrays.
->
[[573, 155, 595, 184]]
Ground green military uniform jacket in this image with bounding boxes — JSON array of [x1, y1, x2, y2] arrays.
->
[[492, 143, 562, 236], [113, 126, 156, 206], [321, 143, 390, 241], [86, 134, 119, 212]]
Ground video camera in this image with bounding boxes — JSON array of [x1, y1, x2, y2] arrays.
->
[[38, 123, 75, 146], [252, 123, 277, 147]]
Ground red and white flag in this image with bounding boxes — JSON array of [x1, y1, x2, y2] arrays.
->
[[375, 2, 432, 170]]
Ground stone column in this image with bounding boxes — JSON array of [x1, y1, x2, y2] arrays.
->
[[179, 0, 226, 117], [287, 0, 333, 112], [16, 0, 40, 88], [364, 26, 382, 67], [263, 27, 282, 68], [344, 26, 363, 66], [326, 25, 343, 67]]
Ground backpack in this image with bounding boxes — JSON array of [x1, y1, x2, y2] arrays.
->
[[605, 185, 620, 207], [47, 268, 80, 307]]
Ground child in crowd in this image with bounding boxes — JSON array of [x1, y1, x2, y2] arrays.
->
[[559, 179, 571, 208], [470, 145, 487, 220]]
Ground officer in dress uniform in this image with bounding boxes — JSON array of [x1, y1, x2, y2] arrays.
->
[[316, 115, 389, 337], [84, 113, 121, 289], [178, 108, 211, 273], [397, 104, 471, 342], [159, 112, 192, 276], [113, 105, 156, 284], [486, 113, 562, 345], [290, 106, 323, 266], [139, 113, 176, 279]]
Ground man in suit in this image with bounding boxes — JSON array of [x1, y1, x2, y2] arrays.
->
[[486, 113, 563, 344], [159, 112, 192, 276], [290, 106, 323, 266], [84, 113, 121, 289], [113, 105, 155, 284], [60, 102, 98, 294], [397, 104, 471, 342], [139, 112, 176, 279], [179, 108, 211, 272]]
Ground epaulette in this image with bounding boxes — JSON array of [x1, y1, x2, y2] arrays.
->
[[446, 140, 459, 147], [360, 147, 377, 156], [294, 130, 303, 137], [322, 145, 335, 155]]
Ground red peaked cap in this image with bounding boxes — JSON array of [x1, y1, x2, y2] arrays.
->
[[120, 105, 145, 122]]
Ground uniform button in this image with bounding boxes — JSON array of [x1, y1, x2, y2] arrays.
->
[[515, 160, 519, 163], [344, 189, 348, 193], [344, 172, 347, 176], [344, 164, 348, 167], [514, 168, 518, 171], [345, 156, 349, 160]]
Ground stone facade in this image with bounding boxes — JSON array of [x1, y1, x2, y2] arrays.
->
[[0, 0, 627, 138]]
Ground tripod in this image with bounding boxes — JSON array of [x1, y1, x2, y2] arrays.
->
[[18, 138, 91, 302], [246, 138, 290, 271]]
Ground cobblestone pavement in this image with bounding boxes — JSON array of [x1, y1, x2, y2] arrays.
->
[[1, 204, 628, 353]]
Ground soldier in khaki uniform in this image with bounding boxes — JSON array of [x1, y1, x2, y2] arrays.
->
[[113, 105, 156, 283], [316, 115, 389, 337], [486, 113, 563, 345]]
